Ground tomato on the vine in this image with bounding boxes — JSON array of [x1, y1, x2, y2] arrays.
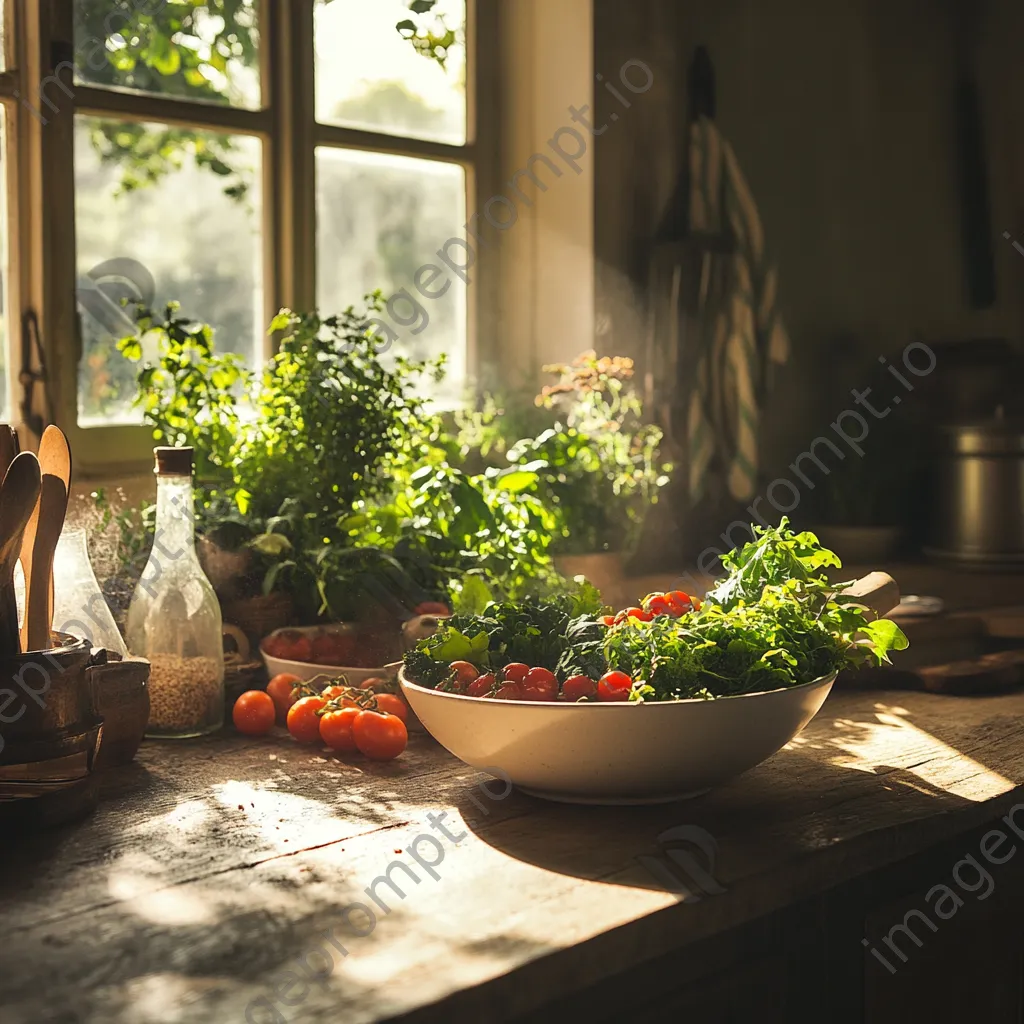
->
[[232, 690, 276, 735], [374, 692, 409, 722], [319, 684, 351, 702], [597, 670, 633, 701], [561, 675, 597, 701], [287, 695, 327, 743], [319, 706, 360, 751], [645, 594, 672, 617], [600, 614, 617, 627], [352, 711, 408, 760], [466, 673, 495, 698], [522, 666, 557, 701], [266, 673, 302, 722]]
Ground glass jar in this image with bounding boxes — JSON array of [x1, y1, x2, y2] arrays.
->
[[52, 528, 129, 657], [126, 447, 224, 738]]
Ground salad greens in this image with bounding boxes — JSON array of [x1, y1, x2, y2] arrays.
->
[[403, 519, 908, 700]]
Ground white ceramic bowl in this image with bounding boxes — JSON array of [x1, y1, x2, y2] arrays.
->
[[399, 670, 836, 804], [260, 625, 389, 685]]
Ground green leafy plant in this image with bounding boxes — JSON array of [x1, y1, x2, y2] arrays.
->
[[404, 519, 908, 700], [460, 352, 672, 556], [114, 296, 567, 622]]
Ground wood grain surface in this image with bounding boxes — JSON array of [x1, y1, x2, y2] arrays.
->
[[2, 688, 1024, 1023]]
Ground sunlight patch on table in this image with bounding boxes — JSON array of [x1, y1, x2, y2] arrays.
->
[[821, 704, 1015, 800]]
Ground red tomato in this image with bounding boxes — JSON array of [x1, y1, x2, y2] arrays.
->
[[261, 633, 292, 658], [692, 597, 703, 611], [287, 695, 327, 743], [357, 676, 389, 692], [600, 615, 617, 627], [493, 681, 525, 700], [626, 607, 653, 623], [232, 690, 276, 735], [669, 590, 691, 607], [522, 666, 557, 700], [374, 693, 408, 722], [449, 661, 480, 687], [561, 675, 598, 701], [466, 673, 496, 697], [312, 632, 357, 666], [352, 711, 408, 760], [319, 706, 360, 751], [597, 670, 633, 701], [664, 593, 689, 616], [265, 673, 301, 723], [286, 635, 314, 662], [414, 601, 451, 616], [501, 662, 529, 683], [645, 595, 672, 617]]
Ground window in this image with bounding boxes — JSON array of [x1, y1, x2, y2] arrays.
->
[[4, 0, 480, 471]]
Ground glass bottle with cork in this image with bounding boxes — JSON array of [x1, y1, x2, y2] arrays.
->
[[127, 446, 225, 738]]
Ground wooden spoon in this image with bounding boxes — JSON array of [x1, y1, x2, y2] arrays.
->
[[20, 426, 72, 652], [841, 572, 901, 619], [0, 452, 41, 656]]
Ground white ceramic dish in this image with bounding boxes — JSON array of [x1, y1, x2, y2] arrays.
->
[[399, 669, 836, 804], [260, 625, 389, 685]]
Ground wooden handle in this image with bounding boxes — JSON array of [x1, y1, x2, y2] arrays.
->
[[841, 572, 901, 619], [222, 623, 250, 662]]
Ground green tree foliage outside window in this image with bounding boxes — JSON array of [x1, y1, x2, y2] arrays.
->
[[74, 0, 454, 198]]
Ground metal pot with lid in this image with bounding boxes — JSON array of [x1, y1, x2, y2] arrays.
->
[[926, 408, 1024, 567]]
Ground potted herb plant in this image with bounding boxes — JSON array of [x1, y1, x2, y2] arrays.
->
[[462, 352, 671, 599]]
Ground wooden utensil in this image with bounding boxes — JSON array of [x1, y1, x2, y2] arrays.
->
[[840, 572, 900, 619], [0, 424, 19, 483], [20, 426, 72, 652], [0, 452, 42, 655]]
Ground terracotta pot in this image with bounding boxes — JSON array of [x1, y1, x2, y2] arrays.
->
[[554, 552, 625, 604], [197, 537, 252, 596]]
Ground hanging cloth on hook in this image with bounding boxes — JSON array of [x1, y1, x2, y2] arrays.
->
[[686, 116, 788, 505]]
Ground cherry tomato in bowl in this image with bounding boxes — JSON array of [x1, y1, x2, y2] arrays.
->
[[597, 670, 633, 702], [466, 673, 496, 698], [522, 667, 558, 701], [562, 675, 598, 701]]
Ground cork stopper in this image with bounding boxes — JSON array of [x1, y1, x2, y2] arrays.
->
[[154, 446, 194, 477]]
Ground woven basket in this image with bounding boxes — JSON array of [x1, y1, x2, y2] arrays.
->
[[223, 592, 295, 651]]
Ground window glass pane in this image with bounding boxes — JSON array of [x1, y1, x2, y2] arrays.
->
[[75, 116, 263, 425], [316, 147, 466, 404], [73, 1, 260, 109], [315, 0, 466, 145]]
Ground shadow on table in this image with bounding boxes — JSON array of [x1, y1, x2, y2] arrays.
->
[[457, 699, 1016, 894]]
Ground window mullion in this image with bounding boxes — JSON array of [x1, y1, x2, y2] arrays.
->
[[20, 0, 80, 447], [268, 0, 315, 319]]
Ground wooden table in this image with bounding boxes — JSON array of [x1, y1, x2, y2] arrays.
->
[[3, 687, 1024, 1023]]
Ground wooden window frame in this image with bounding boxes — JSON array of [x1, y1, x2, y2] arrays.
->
[[5, 0, 490, 478]]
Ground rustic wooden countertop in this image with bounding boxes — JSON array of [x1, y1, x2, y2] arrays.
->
[[2, 687, 1024, 1024]]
